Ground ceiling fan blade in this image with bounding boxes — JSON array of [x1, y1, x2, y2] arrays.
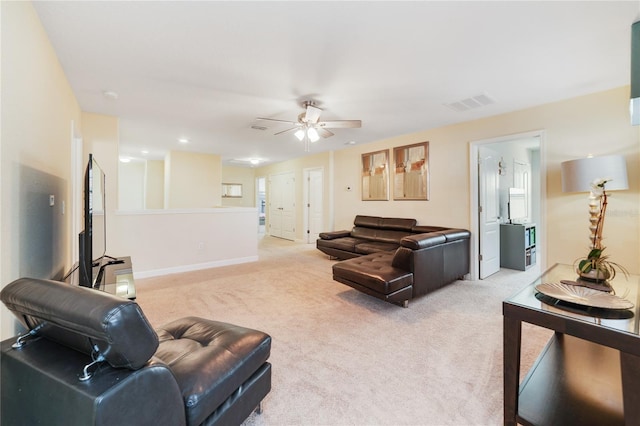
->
[[273, 126, 301, 136], [317, 120, 362, 129], [256, 117, 298, 125], [305, 105, 322, 123], [317, 128, 334, 138]]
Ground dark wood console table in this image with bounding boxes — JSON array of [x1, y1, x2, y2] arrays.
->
[[503, 263, 640, 425], [64, 256, 136, 300]]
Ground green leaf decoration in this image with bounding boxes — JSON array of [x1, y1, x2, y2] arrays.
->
[[587, 248, 602, 259]]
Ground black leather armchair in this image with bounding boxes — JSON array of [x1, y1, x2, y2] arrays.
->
[[1, 278, 271, 426]]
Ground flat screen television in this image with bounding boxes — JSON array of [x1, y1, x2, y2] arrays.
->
[[78, 154, 106, 287]]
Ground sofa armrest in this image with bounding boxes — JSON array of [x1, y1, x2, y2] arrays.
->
[[319, 230, 352, 240], [440, 229, 471, 242], [401, 229, 470, 249], [400, 232, 447, 249]]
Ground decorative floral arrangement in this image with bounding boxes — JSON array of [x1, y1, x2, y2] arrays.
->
[[575, 178, 628, 283]]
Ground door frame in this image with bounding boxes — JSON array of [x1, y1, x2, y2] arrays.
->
[[303, 167, 324, 244], [468, 130, 547, 280]]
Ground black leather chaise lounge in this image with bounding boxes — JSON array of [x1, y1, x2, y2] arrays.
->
[[0, 277, 272, 426]]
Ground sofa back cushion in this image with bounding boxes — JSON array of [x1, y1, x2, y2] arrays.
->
[[380, 217, 417, 231], [353, 215, 383, 228], [351, 226, 378, 240], [1, 278, 158, 370]]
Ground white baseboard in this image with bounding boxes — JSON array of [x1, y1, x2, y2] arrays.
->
[[134, 255, 259, 279]]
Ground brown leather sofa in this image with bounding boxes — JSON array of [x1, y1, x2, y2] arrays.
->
[[316, 215, 420, 259], [318, 216, 470, 307], [1, 278, 271, 426]]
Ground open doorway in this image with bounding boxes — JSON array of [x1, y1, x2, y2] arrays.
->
[[469, 131, 546, 280]]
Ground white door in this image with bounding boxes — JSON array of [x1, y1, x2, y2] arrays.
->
[[479, 147, 501, 278], [304, 168, 323, 243], [269, 171, 296, 241]]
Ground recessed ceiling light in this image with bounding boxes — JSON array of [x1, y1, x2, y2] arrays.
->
[[119, 157, 131, 163], [345, 140, 356, 145], [250, 159, 260, 165], [141, 150, 149, 155], [102, 90, 119, 100], [178, 138, 189, 144]]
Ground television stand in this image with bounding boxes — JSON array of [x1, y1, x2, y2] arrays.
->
[[65, 256, 136, 300]]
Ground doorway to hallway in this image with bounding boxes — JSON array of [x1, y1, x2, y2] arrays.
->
[[469, 131, 546, 280]]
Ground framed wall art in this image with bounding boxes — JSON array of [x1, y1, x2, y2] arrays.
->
[[361, 149, 389, 200], [222, 183, 243, 198], [393, 142, 429, 200]]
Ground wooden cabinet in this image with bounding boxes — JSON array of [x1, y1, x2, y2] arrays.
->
[[500, 223, 536, 271]]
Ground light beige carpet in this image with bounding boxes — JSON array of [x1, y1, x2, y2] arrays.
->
[[135, 236, 551, 426]]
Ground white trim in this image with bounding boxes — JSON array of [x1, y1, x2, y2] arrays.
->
[[329, 151, 335, 231], [134, 255, 259, 279], [468, 130, 547, 280], [115, 207, 258, 216]]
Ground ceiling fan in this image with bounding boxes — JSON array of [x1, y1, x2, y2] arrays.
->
[[257, 101, 361, 151]]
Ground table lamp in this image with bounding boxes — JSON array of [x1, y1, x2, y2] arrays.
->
[[561, 155, 629, 283]]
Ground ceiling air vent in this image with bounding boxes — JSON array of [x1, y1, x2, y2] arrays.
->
[[444, 93, 495, 112], [251, 125, 268, 131]]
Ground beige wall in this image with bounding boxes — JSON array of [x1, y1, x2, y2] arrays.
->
[[81, 112, 120, 256], [333, 86, 640, 274], [1, 2, 82, 339], [119, 161, 145, 210], [165, 151, 222, 208], [221, 166, 256, 208], [145, 160, 165, 209]]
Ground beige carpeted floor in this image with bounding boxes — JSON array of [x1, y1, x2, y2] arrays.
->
[[135, 236, 551, 426]]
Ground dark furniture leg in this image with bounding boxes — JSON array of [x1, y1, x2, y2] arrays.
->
[[503, 315, 522, 426], [621, 351, 640, 425]]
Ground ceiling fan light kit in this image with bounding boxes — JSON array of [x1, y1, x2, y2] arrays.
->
[[257, 100, 362, 151], [307, 127, 320, 142]]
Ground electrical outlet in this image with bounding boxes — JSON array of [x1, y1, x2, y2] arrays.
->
[[49, 195, 55, 206]]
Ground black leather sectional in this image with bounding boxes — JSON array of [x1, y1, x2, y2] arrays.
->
[[317, 215, 470, 307], [0, 278, 271, 426]]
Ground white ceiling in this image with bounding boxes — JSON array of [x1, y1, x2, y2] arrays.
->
[[33, 1, 640, 167]]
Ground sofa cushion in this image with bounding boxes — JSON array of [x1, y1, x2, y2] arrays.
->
[[318, 230, 351, 240], [350, 227, 378, 241], [0, 278, 158, 370], [154, 317, 271, 426], [374, 229, 414, 244], [353, 215, 416, 232], [353, 215, 383, 228], [317, 236, 367, 252], [379, 217, 417, 231], [354, 241, 400, 255], [332, 252, 413, 295]]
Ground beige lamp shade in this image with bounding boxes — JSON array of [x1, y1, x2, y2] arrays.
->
[[561, 155, 629, 193]]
